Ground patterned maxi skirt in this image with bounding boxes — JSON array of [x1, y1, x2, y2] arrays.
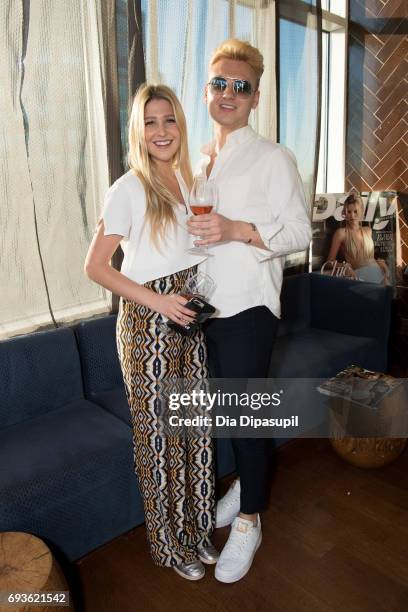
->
[[116, 266, 214, 566]]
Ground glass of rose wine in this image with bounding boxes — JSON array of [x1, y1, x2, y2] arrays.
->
[[187, 176, 218, 256]]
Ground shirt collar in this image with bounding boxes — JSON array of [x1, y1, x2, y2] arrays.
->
[[201, 125, 257, 156]]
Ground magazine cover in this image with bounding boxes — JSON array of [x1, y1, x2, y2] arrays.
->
[[317, 365, 404, 409], [317, 366, 407, 438], [311, 191, 398, 287]]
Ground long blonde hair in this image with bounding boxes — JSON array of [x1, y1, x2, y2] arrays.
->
[[342, 194, 374, 264], [128, 84, 193, 248]]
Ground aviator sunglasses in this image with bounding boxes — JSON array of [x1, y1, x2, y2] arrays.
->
[[207, 76, 254, 97]]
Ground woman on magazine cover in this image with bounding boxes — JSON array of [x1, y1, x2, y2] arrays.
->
[[84, 83, 216, 580], [327, 193, 389, 284]]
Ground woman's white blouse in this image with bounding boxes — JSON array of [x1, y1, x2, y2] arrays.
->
[[102, 170, 205, 285]]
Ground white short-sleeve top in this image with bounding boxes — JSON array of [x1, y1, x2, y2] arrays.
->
[[102, 169, 206, 285]]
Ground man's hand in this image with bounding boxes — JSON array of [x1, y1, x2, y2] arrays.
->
[[187, 212, 237, 246]]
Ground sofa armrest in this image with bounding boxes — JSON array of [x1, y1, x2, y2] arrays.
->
[[310, 273, 392, 344]]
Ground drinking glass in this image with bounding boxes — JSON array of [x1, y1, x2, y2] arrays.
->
[[181, 272, 216, 301], [158, 272, 215, 335], [187, 177, 218, 256]]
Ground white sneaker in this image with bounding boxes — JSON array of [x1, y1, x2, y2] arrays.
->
[[215, 479, 241, 528], [215, 515, 262, 583]]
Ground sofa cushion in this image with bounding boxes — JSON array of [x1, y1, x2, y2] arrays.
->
[[310, 273, 392, 341], [92, 388, 131, 426], [75, 315, 124, 397], [0, 327, 83, 428], [277, 273, 311, 338], [269, 328, 380, 378], [0, 399, 144, 560]]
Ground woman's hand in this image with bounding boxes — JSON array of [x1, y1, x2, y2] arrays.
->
[[187, 212, 236, 246], [152, 294, 197, 325]]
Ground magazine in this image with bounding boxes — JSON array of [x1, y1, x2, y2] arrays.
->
[[317, 365, 403, 409], [311, 191, 398, 287]]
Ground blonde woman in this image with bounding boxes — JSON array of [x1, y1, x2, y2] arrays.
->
[[85, 84, 216, 579], [327, 193, 389, 284]]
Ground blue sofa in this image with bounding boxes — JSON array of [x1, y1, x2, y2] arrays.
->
[[0, 327, 143, 561], [0, 273, 392, 561], [269, 272, 391, 377], [268, 273, 392, 437]]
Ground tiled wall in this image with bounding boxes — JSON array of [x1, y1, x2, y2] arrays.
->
[[346, 0, 407, 270]]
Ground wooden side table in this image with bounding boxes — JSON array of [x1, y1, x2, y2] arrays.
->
[[0, 532, 73, 611], [330, 436, 407, 468]]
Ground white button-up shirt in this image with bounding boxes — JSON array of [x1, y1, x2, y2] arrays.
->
[[196, 126, 312, 318], [102, 170, 205, 284]]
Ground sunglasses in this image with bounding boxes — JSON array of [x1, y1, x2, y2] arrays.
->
[[207, 76, 254, 97]]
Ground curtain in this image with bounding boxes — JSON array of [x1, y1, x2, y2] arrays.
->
[[103, 0, 146, 178], [0, 0, 110, 339], [278, 0, 322, 205], [278, 0, 322, 270], [141, 0, 277, 168], [101, 0, 146, 311]]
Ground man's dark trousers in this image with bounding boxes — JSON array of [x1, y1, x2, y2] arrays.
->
[[204, 305, 278, 514]]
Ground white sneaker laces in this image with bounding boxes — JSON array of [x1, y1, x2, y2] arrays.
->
[[223, 526, 250, 559]]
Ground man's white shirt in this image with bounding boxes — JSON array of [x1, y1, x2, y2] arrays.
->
[[196, 125, 312, 318]]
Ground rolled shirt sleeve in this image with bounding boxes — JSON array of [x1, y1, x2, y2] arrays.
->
[[252, 147, 312, 262]]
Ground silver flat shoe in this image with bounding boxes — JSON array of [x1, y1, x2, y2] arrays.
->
[[197, 542, 220, 565], [173, 559, 205, 581]]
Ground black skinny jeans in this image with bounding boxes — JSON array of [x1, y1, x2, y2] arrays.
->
[[204, 306, 279, 514]]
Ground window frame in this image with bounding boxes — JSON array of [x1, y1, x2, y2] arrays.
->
[[316, 5, 348, 193]]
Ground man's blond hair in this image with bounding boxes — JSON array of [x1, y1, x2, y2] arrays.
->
[[209, 39, 264, 86]]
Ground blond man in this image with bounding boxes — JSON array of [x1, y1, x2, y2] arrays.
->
[[188, 39, 311, 583]]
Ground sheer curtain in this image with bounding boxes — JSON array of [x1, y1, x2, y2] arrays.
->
[[0, 0, 110, 339], [278, 0, 322, 269], [141, 0, 276, 167], [278, 0, 322, 205]]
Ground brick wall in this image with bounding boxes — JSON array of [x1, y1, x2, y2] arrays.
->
[[346, 0, 407, 269]]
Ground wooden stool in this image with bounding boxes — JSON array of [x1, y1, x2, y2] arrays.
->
[[0, 532, 73, 611]]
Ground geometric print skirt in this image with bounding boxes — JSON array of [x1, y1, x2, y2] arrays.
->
[[116, 266, 215, 566]]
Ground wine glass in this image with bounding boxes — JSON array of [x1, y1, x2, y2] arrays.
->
[[182, 272, 216, 301], [158, 272, 216, 335], [187, 177, 218, 256]]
